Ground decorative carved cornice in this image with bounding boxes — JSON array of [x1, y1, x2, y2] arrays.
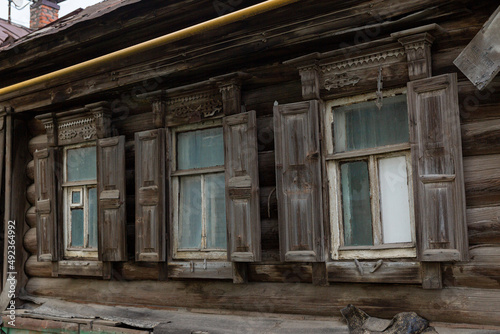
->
[[37, 102, 112, 146], [167, 91, 223, 119], [324, 73, 360, 90], [320, 48, 406, 73]]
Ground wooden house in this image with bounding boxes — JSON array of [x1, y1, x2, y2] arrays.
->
[[1, 0, 500, 331]]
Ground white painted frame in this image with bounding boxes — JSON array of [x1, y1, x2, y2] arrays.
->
[[325, 90, 417, 260], [62, 142, 98, 259], [170, 120, 227, 260]]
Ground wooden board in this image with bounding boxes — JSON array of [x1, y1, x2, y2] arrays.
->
[[454, 5, 500, 90], [25, 277, 500, 326]]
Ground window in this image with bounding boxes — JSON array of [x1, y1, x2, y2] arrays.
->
[[171, 122, 227, 260], [63, 143, 98, 259], [326, 91, 416, 259]]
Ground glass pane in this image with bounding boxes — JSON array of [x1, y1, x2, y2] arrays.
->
[[177, 127, 224, 170], [333, 94, 408, 152], [205, 173, 227, 250], [72, 191, 81, 204], [67, 146, 97, 181], [71, 209, 84, 247], [341, 161, 373, 246], [179, 175, 202, 249], [88, 188, 98, 248], [379, 156, 412, 244]]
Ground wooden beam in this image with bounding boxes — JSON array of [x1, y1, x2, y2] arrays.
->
[[25, 277, 500, 326]]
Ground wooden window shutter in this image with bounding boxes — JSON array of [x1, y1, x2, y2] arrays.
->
[[223, 110, 261, 262], [97, 136, 127, 261], [408, 73, 468, 262], [274, 100, 325, 262], [34, 148, 60, 262], [135, 129, 167, 262]]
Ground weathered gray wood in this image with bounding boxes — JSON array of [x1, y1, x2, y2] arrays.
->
[[224, 110, 261, 262], [467, 206, 500, 245], [421, 262, 442, 289], [464, 154, 500, 208], [26, 183, 36, 206], [24, 227, 37, 255], [33, 148, 60, 262], [461, 119, 500, 157], [454, 4, 500, 90], [97, 136, 127, 261], [135, 129, 167, 262], [232, 263, 249, 284], [25, 255, 52, 278], [274, 100, 324, 262], [26, 206, 36, 228], [27, 135, 47, 156], [25, 277, 500, 326], [56, 261, 106, 277], [327, 261, 422, 285], [168, 261, 232, 280], [26, 159, 35, 181], [312, 262, 328, 286], [408, 73, 468, 262]]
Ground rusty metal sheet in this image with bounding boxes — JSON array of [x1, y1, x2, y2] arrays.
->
[[454, 5, 500, 90]]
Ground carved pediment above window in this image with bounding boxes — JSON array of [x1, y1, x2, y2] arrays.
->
[[37, 102, 112, 146], [286, 24, 439, 99]]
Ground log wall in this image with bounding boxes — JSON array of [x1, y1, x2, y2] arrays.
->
[[18, 0, 500, 326]]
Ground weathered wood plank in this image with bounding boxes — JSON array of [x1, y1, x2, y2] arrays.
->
[[461, 118, 500, 157], [443, 261, 500, 289], [464, 154, 500, 208], [327, 261, 421, 284], [467, 206, 500, 244], [25, 277, 500, 326], [168, 262, 232, 280]]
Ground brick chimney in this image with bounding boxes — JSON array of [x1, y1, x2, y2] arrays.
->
[[30, 0, 60, 29]]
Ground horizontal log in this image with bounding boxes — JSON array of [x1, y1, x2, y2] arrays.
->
[[27, 183, 36, 206], [25, 255, 51, 278], [458, 78, 500, 123], [249, 264, 312, 283], [443, 261, 500, 289], [462, 119, 500, 157], [114, 111, 155, 142], [26, 277, 500, 326], [114, 262, 160, 281], [24, 227, 37, 255], [56, 261, 105, 277], [28, 134, 47, 156], [467, 206, 500, 244], [168, 261, 232, 280], [26, 159, 34, 181], [327, 261, 421, 284], [26, 206, 36, 228], [469, 246, 500, 263], [464, 154, 500, 208]]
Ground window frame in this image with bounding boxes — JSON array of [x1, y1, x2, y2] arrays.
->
[[324, 88, 417, 260], [62, 141, 98, 260], [170, 119, 227, 261]]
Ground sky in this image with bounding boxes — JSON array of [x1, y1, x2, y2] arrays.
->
[[0, 0, 103, 27]]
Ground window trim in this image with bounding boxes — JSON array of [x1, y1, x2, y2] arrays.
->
[[326, 90, 417, 260], [170, 119, 227, 261], [62, 141, 98, 260]]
